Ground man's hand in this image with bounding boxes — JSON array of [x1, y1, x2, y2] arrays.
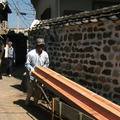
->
[[30, 68, 34, 75]]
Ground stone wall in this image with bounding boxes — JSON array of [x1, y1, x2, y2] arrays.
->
[[28, 20, 120, 105]]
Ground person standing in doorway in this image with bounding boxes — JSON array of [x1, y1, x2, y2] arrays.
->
[[25, 38, 49, 106], [5, 41, 15, 77]]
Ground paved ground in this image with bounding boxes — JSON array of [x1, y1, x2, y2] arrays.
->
[[0, 64, 55, 120]]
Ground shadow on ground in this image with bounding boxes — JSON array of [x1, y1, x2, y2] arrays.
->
[[12, 64, 26, 80], [13, 100, 52, 120], [11, 84, 26, 92]]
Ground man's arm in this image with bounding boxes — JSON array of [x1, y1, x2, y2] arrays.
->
[[25, 53, 34, 71], [43, 53, 49, 67]]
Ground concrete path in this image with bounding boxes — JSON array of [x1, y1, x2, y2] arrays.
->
[[0, 65, 53, 120]]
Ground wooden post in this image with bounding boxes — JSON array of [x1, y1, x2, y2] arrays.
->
[[52, 98, 55, 120]]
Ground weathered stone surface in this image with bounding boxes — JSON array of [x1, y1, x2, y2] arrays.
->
[[88, 33, 96, 39], [68, 34, 73, 41], [82, 28, 86, 32], [89, 60, 96, 65], [70, 53, 75, 58], [64, 34, 67, 41], [98, 83, 102, 90], [95, 67, 102, 74], [73, 33, 82, 41], [79, 79, 87, 86], [92, 76, 98, 81], [84, 33, 87, 40], [112, 79, 119, 85], [96, 41, 102, 46], [108, 53, 114, 60], [56, 68, 63, 74], [84, 46, 94, 52], [108, 39, 116, 45], [99, 76, 107, 83], [80, 54, 85, 58], [50, 35, 55, 42], [61, 62, 71, 70], [112, 46, 119, 52], [83, 65, 88, 72], [72, 72, 79, 77], [28, 17, 120, 105], [79, 48, 84, 52], [87, 82, 92, 87], [112, 69, 120, 77], [76, 63, 83, 71], [103, 45, 111, 52], [108, 24, 114, 30], [94, 47, 101, 51], [102, 69, 111, 75], [100, 54, 107, 60], [85, 74, 92, 79], [86, 54, 91, 58], [82, 41, 89, 45], [93, 82, 98, 88], [105, 61, 113, 67], [107, 77, 112, 83], [94, 26, 98, 32], [103, 32, 112, 38], [97, 33, 102, 39], [68, 59, 72, 63], [114, 87, 120, 94], [99, 28, 105, 31], [87, 27, 93, 32], [84, 60, 88, 64], [73, 60, 78, 63], [88, 67, 94, 73], [73, 42, 77, 47], [98, 22, 104, 26], [115, 33, 119, 37], [97, 62, 104, 67], [103, 84, 111, 91], [64, 46, 71, 52], [95, 53, 100, 60], [115, 24, 120, 31], [116, 54, 120, 61]]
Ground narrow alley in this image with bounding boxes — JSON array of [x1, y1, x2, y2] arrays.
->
[[0, 65, 53, 120]]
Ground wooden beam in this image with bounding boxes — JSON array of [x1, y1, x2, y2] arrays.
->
[[32, 66, 120, 120]]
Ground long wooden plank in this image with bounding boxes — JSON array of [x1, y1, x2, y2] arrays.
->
[[31, 66, 120, 120]]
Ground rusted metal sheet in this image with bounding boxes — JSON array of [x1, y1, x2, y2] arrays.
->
[[32, 66, 120, 120]]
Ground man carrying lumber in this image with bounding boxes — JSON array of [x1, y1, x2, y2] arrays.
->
[[25, 38, 49, 106]]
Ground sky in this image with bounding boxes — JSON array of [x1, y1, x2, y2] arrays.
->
[[7, 0, 35, 28]]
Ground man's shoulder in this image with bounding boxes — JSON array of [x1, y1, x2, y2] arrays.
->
[[28, 49, 36, 54], [42, 50, 48, 54], [42, 50, 48, 56]]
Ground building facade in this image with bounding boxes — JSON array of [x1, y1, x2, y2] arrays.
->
[[0, 0, 11, 79], [0, 0, 11, 35], [31, 0, 120, 20], [28, 4, 120, 105]]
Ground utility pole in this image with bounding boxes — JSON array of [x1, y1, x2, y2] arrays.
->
[[16, 8, 19, 33]]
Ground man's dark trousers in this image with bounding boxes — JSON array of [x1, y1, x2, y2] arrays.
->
[[6, 58, 13, 75]]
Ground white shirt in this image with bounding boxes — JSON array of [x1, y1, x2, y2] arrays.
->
[[25, 49, 49, 79]]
